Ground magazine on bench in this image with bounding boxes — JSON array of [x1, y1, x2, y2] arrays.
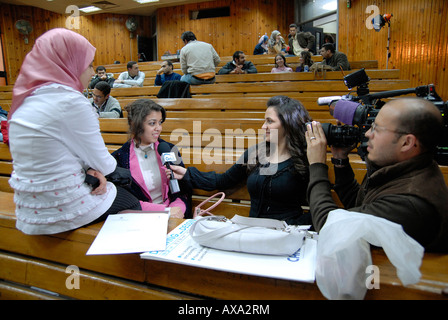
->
[[140, 219, 317, 282]]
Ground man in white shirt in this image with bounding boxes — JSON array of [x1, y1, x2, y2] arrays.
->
[[179, 31, 220, 85], [113, 61, 145, 88]]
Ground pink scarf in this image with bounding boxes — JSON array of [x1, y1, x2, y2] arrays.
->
[[8, 28, 96, 120]]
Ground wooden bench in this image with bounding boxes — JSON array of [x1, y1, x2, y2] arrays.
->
[[110, 79, 411, 99], [114, 61, 379, 78], [0, 195, 447, 300], [140, 69, 400, 86], [1, 99, 448, 299]]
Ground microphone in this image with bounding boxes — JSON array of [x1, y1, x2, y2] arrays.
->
[[333, 100, 362, 125], [317, 96, 342, 106], [157, 141, 180, 194]]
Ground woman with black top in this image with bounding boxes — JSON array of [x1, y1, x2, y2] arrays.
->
[[168, 96, 313, 226]]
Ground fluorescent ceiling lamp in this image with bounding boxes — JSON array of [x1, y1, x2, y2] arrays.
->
[[134, 0, 159, 4], [323, 2, 337, 11], [79, 6, 102, 13]]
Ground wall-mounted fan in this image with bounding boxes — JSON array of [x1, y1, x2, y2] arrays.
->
[[125, 17, 138, 38], [15, 20, 33, 44]]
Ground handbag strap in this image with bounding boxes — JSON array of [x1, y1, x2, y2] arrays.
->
[[193, 192, 226, 217], [230, 214, 287, 230], [189, 215, 252, 242]]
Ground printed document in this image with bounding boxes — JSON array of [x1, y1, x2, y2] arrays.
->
[[87, 212, 169, 255]]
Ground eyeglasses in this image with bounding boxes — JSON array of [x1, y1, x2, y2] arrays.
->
[[91, 93, 105, 99], [369, 122, 409, 135]]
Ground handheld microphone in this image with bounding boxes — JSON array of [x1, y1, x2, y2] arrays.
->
[[157, 141, 180, 194]]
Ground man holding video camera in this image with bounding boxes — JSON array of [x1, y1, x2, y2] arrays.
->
[[306, 97, 448, 252]]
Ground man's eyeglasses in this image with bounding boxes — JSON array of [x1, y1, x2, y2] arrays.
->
[[369, 122, 409, 135]]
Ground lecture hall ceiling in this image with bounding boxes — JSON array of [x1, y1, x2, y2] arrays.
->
[[0, 0, 208, 16]]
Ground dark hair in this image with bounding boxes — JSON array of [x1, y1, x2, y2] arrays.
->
[[274, 54, 288, 68], [289, 23, 298, 29], [181, 31, 196, 42], [246, 96, 312, 174], [165, 60, 174, 69], [300, 51, 314, 67], [233, 51, 244, 61], [321, 43, 335, 53], [94, 81, 111, 96], [125, 99, 166, 148], [324, 34, 335, 44], [96, 65, 106, 72], [127, 61, 137, 70], [394, 98, 444, 154]]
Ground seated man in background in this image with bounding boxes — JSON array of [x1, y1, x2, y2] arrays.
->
[[306, 97, 448, 252], [89, 66, 115, 89], [89, 82, 122, 118], [218, 51, 257, 74], [154, 61, 182, 86], [113, 61, 145, 88], [319, 43, 351, 71], [179, 31, 220, 85]]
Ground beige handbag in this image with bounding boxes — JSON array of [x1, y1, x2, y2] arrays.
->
[[189, 214, 309, 256]]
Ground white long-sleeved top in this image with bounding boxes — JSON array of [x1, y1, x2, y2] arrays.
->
[[180, 40, 220, 75], [113, 71, 145, 88], [8, 84, 117, 235]]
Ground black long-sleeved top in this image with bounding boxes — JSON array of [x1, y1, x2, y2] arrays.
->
[[182, 149, 309, 225]]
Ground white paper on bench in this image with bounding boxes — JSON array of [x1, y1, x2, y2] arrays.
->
[[87, 212, 169, 255], [140, 219, 317, 283]]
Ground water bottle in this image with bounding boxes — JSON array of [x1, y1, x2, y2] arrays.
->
[[304, 65, 309, 72]]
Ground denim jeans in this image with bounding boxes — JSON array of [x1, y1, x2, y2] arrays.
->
[[181, 73, 215, 85]]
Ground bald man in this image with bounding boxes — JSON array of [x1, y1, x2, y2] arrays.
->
[[306, 97, 448, 252]]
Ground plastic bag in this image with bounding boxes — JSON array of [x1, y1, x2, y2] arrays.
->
[[316, 209, 424, 300]]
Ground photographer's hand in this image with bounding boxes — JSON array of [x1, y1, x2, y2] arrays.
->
[[306, 121, 328, 165], [330, 145, 353, 159]]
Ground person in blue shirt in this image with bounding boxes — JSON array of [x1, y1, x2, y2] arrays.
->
[[253, 35, 268, 55], [154, 61, 182, 86]]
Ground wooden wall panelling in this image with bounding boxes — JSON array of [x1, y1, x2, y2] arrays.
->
[[338, 0, 448, 100], [0, 4, 152, 85], [156, 0, 294, 59]]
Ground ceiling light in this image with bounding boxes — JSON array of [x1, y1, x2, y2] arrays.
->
[[79, 6, 102, 13], [134, 0, 159, 4], [323, 2, 337, 11]]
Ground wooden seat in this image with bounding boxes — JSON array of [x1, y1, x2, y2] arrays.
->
[[0, 192, 447, 300], [1, 90, 448, 300], [110, 79, 411, 99]]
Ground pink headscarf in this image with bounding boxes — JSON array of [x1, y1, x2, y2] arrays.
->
[[8, 28, 96, 120]]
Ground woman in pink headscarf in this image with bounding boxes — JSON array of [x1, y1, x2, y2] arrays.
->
[[8, 28, 141, 235]]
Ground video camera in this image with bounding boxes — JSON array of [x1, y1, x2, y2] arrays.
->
[[317, 69, 448, 165]]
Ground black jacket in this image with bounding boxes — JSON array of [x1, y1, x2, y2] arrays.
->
[[218, 61, 258, 74]]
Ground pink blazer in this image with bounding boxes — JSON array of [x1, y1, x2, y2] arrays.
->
[[129, 140, 186, 212]]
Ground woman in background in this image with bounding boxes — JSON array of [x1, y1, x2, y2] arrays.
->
[[296, 51, 314, 72], [267, 30, 287, 55], [253, 35, 269, 55], [271, 54, 293, 73]]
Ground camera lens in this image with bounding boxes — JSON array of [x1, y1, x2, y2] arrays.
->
[[321, 123, 361, 147]]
